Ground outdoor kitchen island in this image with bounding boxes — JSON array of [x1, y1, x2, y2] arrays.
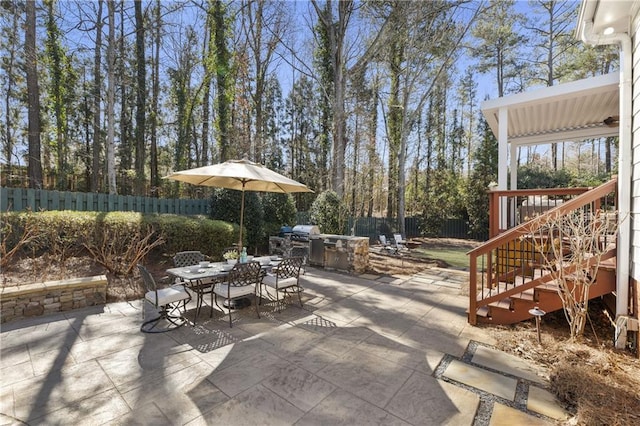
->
[[309, 234, 369, 274]]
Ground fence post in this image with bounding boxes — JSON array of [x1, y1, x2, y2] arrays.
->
[[0, 187, 8, 211]]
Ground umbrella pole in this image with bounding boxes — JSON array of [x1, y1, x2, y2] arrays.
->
[[239, 189, 245, 249]]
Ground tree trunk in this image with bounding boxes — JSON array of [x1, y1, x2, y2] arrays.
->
[[25, 0, 43, 189], [213, 0, 230, 162], [149, 0, 160, 194], [331, 1, 351, 197], [201, 2, 215, 166], [118, 0, 132, 194], [106, 0, 117, 194], [4, 9, 19, 178], [366, 77, 378, 217], [387, 37, 402, 222], [134, 0, 146, 194], [92, 0, 103, 192], [605, 136, 613, 174], [45, 0, 67, 190], [312, 0, 352, 197]]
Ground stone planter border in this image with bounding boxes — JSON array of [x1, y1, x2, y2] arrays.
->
[[1, 275, 108, 324]]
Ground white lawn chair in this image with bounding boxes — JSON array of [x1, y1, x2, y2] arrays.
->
[[393, 234, 408, 252], [379, 235, 396, 254]]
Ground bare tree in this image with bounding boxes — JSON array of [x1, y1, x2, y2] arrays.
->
[[241, 0, 287, 163], [373, 1, 481, 235], [534, 209, 619, 339], [527, 0, 578, 170]]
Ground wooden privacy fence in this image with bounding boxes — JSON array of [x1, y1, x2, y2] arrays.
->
[[345, 216, 485, 241], [2, 187, 484, 241], [0, 187, 210, 215]]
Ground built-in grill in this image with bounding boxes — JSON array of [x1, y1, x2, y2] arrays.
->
[[291, 225, 321, 242], [268, 225, 320, 261], [270, 226, 370, 273]]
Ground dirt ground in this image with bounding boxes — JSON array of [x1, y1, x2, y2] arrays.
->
[[367, 237, 479, 275], [2, 237, 639, 424]]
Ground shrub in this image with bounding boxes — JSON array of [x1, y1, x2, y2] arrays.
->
[[309, 190, 348, 234], [79, 212, 165, 275], [262, 192, 297, 238], [147, 214, 235, 258], [0, 211, 238, 275], [209, 188, 263, 252], [1, 211, 95, 259]]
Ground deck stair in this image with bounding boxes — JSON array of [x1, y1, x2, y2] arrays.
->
[[474, 253, 616, 324], [467, 177, 618, 325]]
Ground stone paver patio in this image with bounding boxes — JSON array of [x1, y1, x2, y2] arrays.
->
[[0, 267, 568, 425]]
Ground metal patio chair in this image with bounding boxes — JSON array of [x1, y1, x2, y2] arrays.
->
[[260, 256, 304, 312], [138, 264, 191, 333], [213, 261, 261, 327], [172, 251, 217, 323]]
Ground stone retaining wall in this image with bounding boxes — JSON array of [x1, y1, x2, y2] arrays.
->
[[0, 275, 108, 324]]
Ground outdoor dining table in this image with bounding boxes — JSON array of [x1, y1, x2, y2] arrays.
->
[[166, 262, 231, 321], [166, 262, 231, 283], [166, 258, 283, 316]]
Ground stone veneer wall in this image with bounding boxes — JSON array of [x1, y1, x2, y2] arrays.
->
[[348, 237, 370, 274], [1, 275, 108, 324], [322, 235, 369, 274]]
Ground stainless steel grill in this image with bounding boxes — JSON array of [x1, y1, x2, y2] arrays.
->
[[291, 225, 321, 242]]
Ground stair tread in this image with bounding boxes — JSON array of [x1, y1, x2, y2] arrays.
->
[[466, 305, 491, 318], [488, 298, 511, 310], [537, 281, 560, 291], [600, 257, 616, 271], [477, 280, 536, 301], [476, 306, 490, 318]]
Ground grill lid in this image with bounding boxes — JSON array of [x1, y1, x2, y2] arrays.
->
[[292, 225, 320, 235]]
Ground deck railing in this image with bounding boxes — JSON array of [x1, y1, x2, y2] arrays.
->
[[488, 187, 594, 238], [468, 177, 618, 325]]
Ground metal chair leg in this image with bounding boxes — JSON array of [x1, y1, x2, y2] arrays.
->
[[255, 294, 260, 319], [296, 286, 303, 308]]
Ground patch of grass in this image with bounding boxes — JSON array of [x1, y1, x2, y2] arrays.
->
[[412, 246, 470, 269]]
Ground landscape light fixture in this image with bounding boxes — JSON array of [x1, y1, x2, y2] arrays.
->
[[529, 306, 546, 344]]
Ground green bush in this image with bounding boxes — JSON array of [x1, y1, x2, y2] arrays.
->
[[209, 188, 263, 252], [310, 190, 347, 234], [262, 192, 297, 238], [0, 211, 238, 274], [517, 164, 572, 189], [147, 214, 235, 259], [1, 210, 95, 258]]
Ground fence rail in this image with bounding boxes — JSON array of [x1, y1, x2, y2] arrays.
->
[[0, 187, 210, 215]]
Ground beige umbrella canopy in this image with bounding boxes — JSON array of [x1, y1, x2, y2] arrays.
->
[[165, 157, 313, 249]]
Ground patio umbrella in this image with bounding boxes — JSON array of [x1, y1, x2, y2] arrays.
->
[[164, 157, 313, 249]]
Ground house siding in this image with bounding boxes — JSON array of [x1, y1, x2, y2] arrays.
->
[[631, 9, 640, 280]]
